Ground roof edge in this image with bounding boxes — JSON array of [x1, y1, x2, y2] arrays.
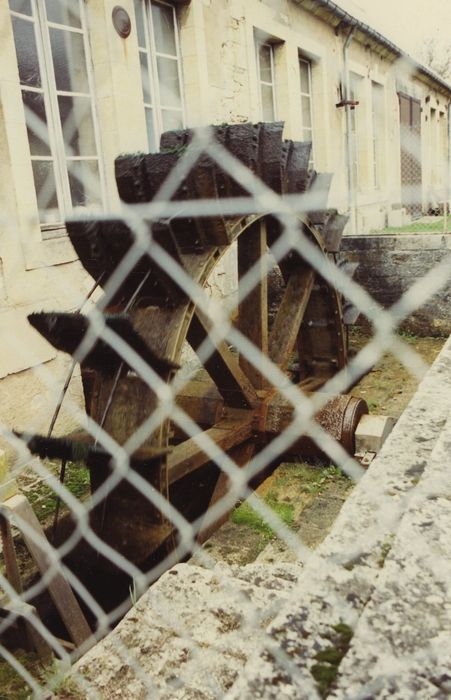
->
[[293, 0, 451, 96]]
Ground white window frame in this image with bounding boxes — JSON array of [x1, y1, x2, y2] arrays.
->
[[135, 0, 186, 151], [298, 55, 314, 167], [255, 38, 277, 121], [371, 81, 385, 189], [9, 0, 105, 238]]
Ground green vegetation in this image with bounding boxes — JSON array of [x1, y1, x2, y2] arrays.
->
[[311, 623, 354, 698], [273, 463, 349, 495], [372, 218, 446, 234], [26, 462, 90, 525], [231, 463, 350, 543], [231, 496, 294, 542], [0, 655, 86, 700], [0, 652, 48, 700]]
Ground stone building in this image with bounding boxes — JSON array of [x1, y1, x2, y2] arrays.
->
[[0, 0, 450, 435]]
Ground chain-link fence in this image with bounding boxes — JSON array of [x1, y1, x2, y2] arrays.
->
[[1, 118, 450, 697], [1, 2, 451, 697]]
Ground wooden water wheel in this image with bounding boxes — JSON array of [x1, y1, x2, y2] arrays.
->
[[23, 122, 367, 567]]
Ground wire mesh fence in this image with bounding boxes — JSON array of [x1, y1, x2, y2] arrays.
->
[[1, 2, 451, 698], [1, 118, 450, 696]]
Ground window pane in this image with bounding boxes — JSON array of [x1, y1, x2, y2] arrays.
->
[[49, 28, 89, 93], [145, 107, 156, 150], [44, 0, 81, 28], [152, 2, 177, 56], [161, 109, 183, 132], [22, 90, 51, 156], [31, 160, 61, 222], [258, 44, 273, 83], [58, 95, 96, 156], [261, 84, 275, 121], [11, 15, 41, 87], [68, 160, 102, 211], [299, 60, 310, 93], [133, 0, 146, 48], [140, 52, 152, 104], [9, 0, 32, 16], [157, 57, 181, 108], [302, 96, 312, 128]]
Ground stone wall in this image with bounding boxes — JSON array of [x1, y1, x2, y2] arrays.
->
[[340, 233, 451, 336]]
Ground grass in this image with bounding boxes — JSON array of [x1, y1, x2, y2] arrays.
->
[[231, 496, 294, 542], [0, 654, 85, 700], [25, 462, 90, 525], [372, 218, 446, 234], [273, 464, 349, 495], [0, 652, 50, 700], [231, 464, 349, 542]]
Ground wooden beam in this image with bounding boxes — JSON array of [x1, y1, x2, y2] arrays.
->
[[3, 495, 92, 648], [168, 412, 253, 485], [269, 268, 315, 370], [197, 441, 255, 544], [188, 309, 259, 408], [237, 219, 269, 389]]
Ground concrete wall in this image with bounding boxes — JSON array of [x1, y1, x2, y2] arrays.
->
[[340, 233, 451, 336]]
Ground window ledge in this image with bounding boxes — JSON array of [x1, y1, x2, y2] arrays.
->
[[24, 234, 79, 271]]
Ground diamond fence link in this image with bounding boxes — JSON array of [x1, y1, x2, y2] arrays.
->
[[1, 23, 451, 698]]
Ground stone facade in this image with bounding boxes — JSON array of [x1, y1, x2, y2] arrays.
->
[[0, 0, 450, 433]]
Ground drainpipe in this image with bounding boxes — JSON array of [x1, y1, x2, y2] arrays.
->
[[448, 100, 451, 231], [343, 26, 356, 234]]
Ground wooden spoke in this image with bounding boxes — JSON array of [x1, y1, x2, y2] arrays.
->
[[269, 268, 315, 370], [167, 411, 253, 485], [197, 440, 256, 544], [187, 309, 258, 408], [237, 219, 269, 389]]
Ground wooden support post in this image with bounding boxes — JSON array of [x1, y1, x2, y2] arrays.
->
[[1, 495, 92, 648], [0, 515, 52, 662], [237, 219, 269, 389]]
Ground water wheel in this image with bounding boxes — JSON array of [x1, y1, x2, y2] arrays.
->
[[23, 122, 367, 568]]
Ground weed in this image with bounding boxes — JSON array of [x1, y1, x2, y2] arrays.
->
[[129, 578, 139, 607]]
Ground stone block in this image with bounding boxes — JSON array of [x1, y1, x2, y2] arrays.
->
[[354, 414, 396, 457]]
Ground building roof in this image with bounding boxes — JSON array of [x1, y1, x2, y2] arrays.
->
[[293, 0, 451, 96]]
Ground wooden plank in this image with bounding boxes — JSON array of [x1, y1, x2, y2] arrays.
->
[[168, 412, 253, 485], [0, 515, 22, 594], [237, 219, 269, 389], [269, 268, 315, 370], [0, 516, 52, 661], [187, 309, 259, 408], [4, 495, 91, 647], [197, 441, 256, 544]]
